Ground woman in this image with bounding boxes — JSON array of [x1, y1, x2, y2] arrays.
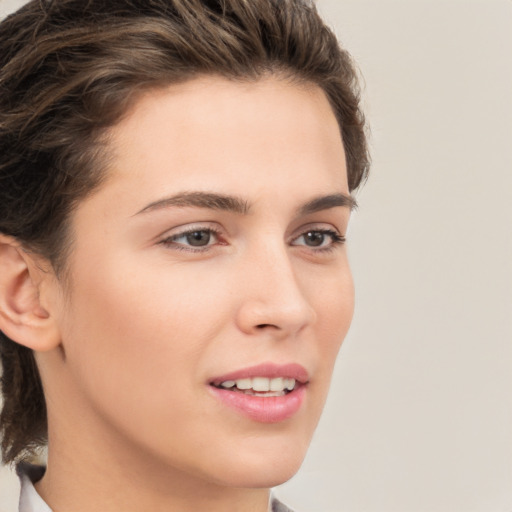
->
[[0, 0, 369, 510]]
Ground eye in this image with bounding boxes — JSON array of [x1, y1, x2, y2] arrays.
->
[[160, 227, 221, 251], [291, 229, 345, 250]]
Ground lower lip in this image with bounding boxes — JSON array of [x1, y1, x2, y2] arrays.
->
[[209, 385, 306, 423]]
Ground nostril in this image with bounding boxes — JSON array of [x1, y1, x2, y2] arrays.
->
[[256, 323, 277, 329]]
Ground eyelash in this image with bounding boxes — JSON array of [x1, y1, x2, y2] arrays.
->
[[160, 227, 224, 253], [292, 229, 346, 252], [159, 226, 345, 254]]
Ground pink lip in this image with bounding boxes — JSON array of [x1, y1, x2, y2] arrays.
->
[[208, 363, 309, 423]]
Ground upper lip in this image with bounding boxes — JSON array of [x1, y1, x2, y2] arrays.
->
[[209, 362, 309, 386]]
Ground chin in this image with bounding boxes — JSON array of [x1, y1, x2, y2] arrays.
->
[[207, 437, 310, 489], [221, 460, 304, 489]]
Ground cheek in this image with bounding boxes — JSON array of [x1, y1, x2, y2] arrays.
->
[[56, 260, 234, 471], [59, 261, 208, 409], [59, 249, 244, 413], [310, 263, 354, 377]]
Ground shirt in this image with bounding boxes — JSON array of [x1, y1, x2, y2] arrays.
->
[[17, 464, 294, 512], [17, 464, 51, 512]]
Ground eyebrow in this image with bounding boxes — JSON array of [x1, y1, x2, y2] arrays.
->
[[135, 191, 356, 216], [135, 191, 250, 215], [297, 193, 357, 215]]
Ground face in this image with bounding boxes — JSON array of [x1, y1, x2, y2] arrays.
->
[[47, 76, 354, 489]]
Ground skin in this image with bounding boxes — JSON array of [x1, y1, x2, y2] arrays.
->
[[21, 76, 354, 511]]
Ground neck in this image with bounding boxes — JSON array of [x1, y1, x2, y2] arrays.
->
[[36, 412, 270, 512]]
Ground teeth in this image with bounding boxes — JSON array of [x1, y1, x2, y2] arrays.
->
[[252, 377, 270, 392], [235, 378, 252, 390], [218, 377, 296, 393], [284, 378, 296, 391], [270, 377, 284, 391]]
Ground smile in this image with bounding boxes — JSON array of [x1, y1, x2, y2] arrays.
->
[[208, 363, 308, 422], [213, 377, 297, 396]]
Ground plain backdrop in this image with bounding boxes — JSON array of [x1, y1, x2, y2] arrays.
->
[[1, 0, 511, 511]]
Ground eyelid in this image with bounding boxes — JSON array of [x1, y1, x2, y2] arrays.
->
[[289, 222, 342, 240], [157, 221, 221, 239], [158, 223, 225, 252], [289, 224, 346, 251]]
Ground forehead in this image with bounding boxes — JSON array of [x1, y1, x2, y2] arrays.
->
[[105, 75, 347, 193]]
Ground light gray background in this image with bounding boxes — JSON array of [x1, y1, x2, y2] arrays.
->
[[1, 1, 511, 511]]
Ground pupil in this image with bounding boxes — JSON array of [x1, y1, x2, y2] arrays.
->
[[186, 231, 210, 246], [306, 231, 324, 246]]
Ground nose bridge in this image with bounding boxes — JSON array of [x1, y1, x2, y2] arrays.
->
[[236, 236, 316, 335]]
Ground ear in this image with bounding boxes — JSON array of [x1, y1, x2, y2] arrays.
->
[[0, 234, 61, 351]]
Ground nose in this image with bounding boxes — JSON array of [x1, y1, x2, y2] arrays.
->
[[235, 244, 317, 338]]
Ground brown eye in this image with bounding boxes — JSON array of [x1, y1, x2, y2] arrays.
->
[[303, 231, 325, 247], [186, 230, 211, 246], [291, 229, 345, 250], [161, 228, 220, 250]]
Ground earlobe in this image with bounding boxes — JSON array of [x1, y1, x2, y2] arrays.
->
[[0, 235, 61, 351]]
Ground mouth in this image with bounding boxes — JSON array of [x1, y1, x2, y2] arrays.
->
[[211, 376, 298, 397], [208, 363, 309, 423]]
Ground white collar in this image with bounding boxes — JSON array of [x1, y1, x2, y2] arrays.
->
[[17, 464, 52, 512]]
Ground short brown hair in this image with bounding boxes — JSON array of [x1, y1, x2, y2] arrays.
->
[[0, 0, 370, 464]]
